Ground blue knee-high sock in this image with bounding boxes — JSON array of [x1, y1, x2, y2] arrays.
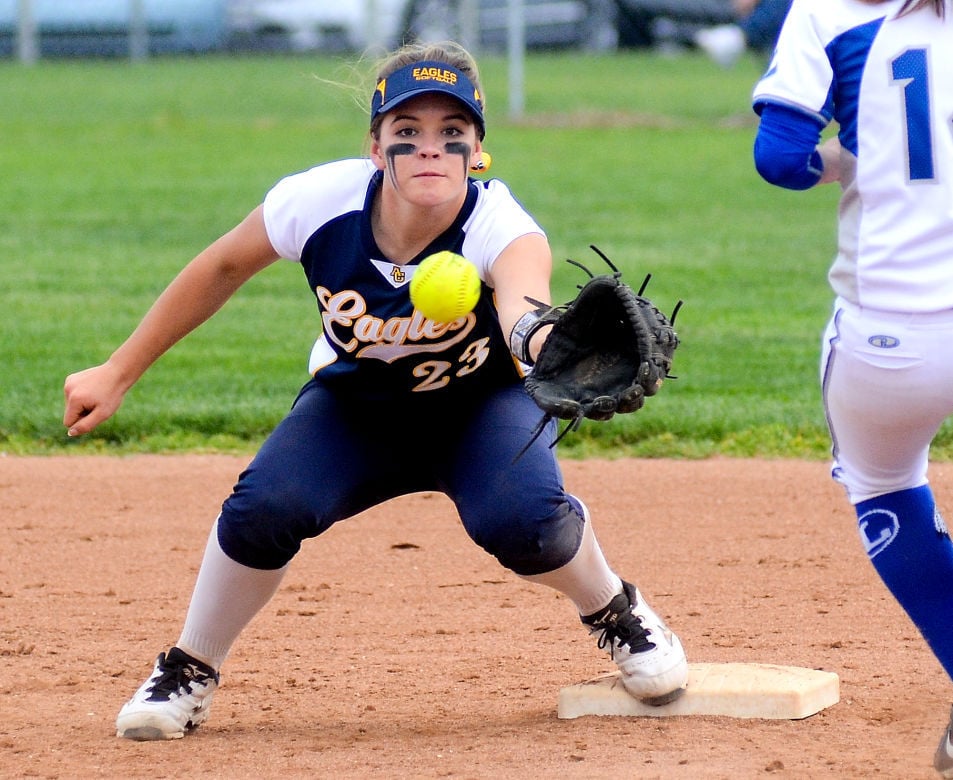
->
[[856, 485, 953, 680]]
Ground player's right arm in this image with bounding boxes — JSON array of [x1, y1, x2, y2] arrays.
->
[[63, 205, 280, 437]]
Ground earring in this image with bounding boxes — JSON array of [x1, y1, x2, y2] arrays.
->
[[469, 151, 492, 173]]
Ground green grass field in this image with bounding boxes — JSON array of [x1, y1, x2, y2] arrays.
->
[[4, 49, 929, 459]]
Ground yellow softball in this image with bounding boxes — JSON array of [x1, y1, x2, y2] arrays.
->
[[409, 251, 480, 323]]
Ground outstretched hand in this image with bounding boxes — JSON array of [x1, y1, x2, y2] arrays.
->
[[63, 362, 128, 437]]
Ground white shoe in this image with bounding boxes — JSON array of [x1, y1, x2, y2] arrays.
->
[[936, 705, 953, 778], [582, 581, 688, 704], [694, 24, 746, 68], [116, 647, 220, 740]]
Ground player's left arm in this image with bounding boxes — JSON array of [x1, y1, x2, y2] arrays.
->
[[486, 232, 553, 364], [754, 103, 830, 190]]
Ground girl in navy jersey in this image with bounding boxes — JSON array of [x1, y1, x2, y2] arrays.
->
[[751, 1, 953, 774], [63, 41, 687, 741]]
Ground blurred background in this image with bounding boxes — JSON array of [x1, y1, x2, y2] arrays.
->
[[0, 0, 739, 60], [2, 0, 824, 457]]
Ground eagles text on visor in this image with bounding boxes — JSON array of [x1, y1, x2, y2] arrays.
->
[[371, 60, 486, 140]]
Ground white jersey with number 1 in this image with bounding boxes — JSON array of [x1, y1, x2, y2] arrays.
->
[[753, 0, 953, 313]]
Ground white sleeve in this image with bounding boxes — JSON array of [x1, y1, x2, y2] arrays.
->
[[262, 159, 376, 262], [752, 0, 833, 122], [461, 179, 546, 281]]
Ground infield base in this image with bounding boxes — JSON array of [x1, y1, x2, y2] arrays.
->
[[558, 662, 839, 720]]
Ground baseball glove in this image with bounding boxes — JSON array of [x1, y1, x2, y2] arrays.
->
[[517, 245, 681, 449]]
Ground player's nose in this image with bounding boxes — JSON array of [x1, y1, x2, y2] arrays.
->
[[415, 133, 443, 157]]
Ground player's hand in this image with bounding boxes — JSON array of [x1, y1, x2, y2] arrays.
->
[[817, 138, 842, 185], [63, 362, 128, 437]]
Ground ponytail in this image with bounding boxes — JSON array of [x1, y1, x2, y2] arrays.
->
[[897, 0, 945, 17]]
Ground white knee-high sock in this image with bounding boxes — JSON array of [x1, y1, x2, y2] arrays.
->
[[177, 519, 288, 670], [521, 501, 623, 616]]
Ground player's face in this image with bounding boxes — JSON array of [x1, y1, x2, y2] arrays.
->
[[371, 93, 482, 208]]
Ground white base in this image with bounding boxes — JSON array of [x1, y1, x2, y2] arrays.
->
[[558, 663, 839, 720]]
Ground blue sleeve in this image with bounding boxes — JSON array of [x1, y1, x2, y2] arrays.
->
[[754, 103, 827, 190]]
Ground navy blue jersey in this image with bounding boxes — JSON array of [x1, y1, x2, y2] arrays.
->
[[263, 158, 546, 402]]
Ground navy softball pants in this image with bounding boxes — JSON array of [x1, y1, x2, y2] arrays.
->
[[216, 378, 584, 576]]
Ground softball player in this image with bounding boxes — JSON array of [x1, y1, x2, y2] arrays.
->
[[63, 41, 688, 741], [751, 1, 953, 774]]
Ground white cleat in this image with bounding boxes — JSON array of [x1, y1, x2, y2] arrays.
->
[[582, 581, 688, 705], [116, 647, 219, 740], [935, 705, 953, 778]]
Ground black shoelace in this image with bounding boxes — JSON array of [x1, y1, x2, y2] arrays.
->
[[586, 595, 655, 656], [146, 651, 215, 701]]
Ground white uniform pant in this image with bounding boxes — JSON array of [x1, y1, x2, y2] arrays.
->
[[821, 298, 953, 504]]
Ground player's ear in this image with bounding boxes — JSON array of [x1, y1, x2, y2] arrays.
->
[[369, 137, 386, 171]]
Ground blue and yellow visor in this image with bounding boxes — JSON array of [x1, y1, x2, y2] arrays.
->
[[370, 60, 485, 139]]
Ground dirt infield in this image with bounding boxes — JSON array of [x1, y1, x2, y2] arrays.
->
[[2, 454, 951, 779]]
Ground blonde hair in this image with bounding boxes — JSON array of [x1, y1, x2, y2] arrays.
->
[[368, 41, 484, 138]]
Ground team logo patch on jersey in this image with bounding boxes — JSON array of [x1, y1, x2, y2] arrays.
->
[[868, 334, 900, 349], [370, 259, 410, 288], [858, 508, 899, 560]]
